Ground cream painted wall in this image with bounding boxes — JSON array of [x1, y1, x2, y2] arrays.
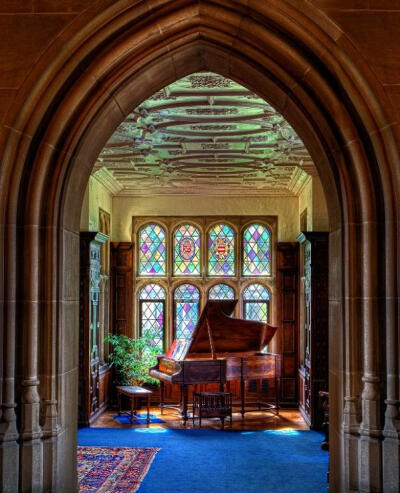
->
[[298, 178, 313, 231], [112, 195, 300, 242], [298, 176, 329, 232], [79, 175, 113, 231], [80, 177, 328, 238], [312, 178, 329, 230], [80, 184, 89, 231]]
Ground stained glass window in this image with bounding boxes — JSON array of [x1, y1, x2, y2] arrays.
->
[[243, 283, 270, 322], [138, 223, 166, 276], [139, 284, 166, 351], [174, 284, 200, 340], [242, 223, 271, 276], [208, 223, 235, 276], [173, 224, 201, 276], [208, 283, 235, 300]]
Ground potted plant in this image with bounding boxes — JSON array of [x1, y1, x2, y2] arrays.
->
[[105, 333, 160, 387]]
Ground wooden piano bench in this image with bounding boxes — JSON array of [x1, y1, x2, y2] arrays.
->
[[116, 385, 152, 424], [192, 391, 233, 429]]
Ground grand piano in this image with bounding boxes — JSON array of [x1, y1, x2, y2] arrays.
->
[[149, 300, 281, 423]]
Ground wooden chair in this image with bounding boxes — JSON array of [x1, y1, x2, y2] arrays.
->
[[192, 391, 232, 429]]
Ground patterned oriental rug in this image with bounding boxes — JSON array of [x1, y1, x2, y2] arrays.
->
[[77, 446, 160, 492]]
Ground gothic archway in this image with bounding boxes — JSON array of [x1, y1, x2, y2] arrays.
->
[[0, 2, 398, 491]]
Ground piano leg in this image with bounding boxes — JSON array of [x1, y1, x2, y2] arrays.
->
[[240, 378, 245, 419], [182, 385, 189, 425], [160, 381, 165, 415], [275, 376, 281, 415]]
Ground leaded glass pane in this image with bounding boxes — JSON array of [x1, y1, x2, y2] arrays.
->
[[244, 301, 269, 322], [208, 224, 235, 276], [140, 300, 165, 352], [173, 224, 201, 276], [139, 283, 166, 300], [138, 223, 166, 276], [174, 284, 200, 340], [242, 223, 271, 276], [208, 283, 235, 300], [243, 283, 270, 301], [243, 283, 270, 323]]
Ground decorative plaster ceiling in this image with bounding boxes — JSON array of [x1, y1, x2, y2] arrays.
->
[[93, 73, 315, 196]]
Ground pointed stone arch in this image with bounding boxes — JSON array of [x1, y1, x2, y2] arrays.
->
[[0, 1, 398, 491]]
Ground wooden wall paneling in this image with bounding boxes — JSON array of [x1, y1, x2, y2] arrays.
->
[[111, 242, 133, 337], [277, 242, 299, 406], [98, 366, 112, 409]]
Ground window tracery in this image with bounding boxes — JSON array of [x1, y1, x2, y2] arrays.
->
[[134, 217, 274, 347]]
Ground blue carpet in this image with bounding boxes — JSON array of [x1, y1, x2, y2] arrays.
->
[[78, 427, 329, 493], [112, 413, 166, 424]]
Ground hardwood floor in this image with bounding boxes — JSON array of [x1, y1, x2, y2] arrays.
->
[[92, 405, 308, 431]]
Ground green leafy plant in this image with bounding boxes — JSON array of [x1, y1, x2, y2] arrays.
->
[[106, 333, 160, 386]]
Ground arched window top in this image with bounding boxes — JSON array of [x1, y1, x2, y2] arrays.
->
[[208, 223, 235, 276], [208, 283, 235, 300], [138, 223, 166, 276], [139, 283, 166, 300], [243, 283, 270, 301], [173, 223, 201, 276], [174, 283, 200, 301], [242, 223, 271, 276]]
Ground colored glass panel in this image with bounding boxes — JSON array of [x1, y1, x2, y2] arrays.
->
[[138, 223, 166, 276], [139, 284, 166, 352], [174, 284, 200, 340], [208, 283, 235, 300], [244, 301, 269, 322], [243, 283, 270, 323], [139, 283, 166, 300], [140, 301, 164, 352], [173, 224, 201, 276], [242, 224, 271, 276], [208, 224, 235, 276], [243, 283, 270, 301]]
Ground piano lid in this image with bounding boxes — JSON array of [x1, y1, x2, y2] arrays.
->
[[186, 299, 277, 355]]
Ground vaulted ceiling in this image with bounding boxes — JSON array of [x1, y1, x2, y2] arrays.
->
[[93, 72, 315, 196]]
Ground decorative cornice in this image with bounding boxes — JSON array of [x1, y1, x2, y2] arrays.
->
[[92, 167, 123, 195], [288, 168, 311, 195], [115, 188, 298, 197]]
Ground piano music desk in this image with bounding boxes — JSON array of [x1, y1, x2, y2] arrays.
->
[[116, 385, 152, 424]]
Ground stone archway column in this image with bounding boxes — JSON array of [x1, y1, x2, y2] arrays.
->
[[19, 224, 43, 492], [341, 220, 362, 492], [358, 220, 382, 492], [40, 225, 61, 491], [382, 212, 400, 491], [0, 223, 19, 492]]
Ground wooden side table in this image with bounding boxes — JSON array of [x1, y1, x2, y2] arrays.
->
[[116, 385, 152, 424], [193, 391, 232, 429]]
